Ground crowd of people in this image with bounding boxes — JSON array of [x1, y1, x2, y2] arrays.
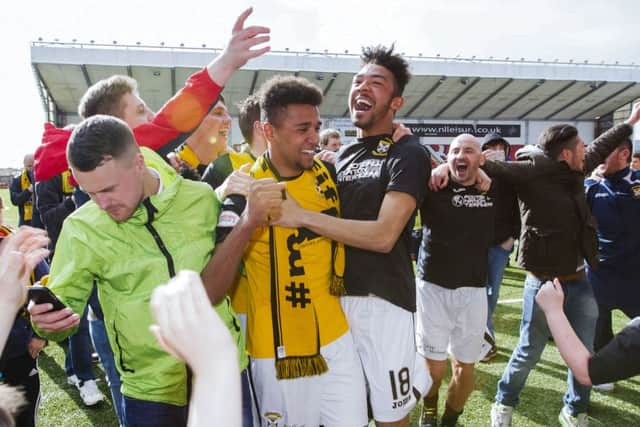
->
[[0, 7, 639, 427]]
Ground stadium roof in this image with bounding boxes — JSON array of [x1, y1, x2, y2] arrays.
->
[[31, 41, 640, 126]]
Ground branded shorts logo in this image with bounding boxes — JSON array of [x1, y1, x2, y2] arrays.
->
[[263, 411, 283, 427]]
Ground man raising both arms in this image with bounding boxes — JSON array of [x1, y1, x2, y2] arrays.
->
[[275, 45, 431, 426]]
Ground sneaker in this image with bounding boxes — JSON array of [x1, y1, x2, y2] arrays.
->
[[490, 403, 514, 427], [66, 374, 80, 386], [592, 382, 614, 392], [420, 405, 438, 427], [558, 407, 589, 427], [77, 379, 105, 406]]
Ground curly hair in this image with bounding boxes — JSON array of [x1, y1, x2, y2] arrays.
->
[[360, 44, 411, 96], [259, 76, 322, 127]]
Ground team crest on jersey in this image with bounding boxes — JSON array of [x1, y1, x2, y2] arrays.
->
[[632, 184, 640, 199], [372, 137, 393, 156], [263, 412, 283, 426]]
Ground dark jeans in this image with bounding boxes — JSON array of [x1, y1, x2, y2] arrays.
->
[[88, 285, 125, 426], [123, 397, 188, 427], [486, 243, 513, 335], [2, 352, 40, 427]]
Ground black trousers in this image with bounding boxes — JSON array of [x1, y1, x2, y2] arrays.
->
[[1, 352, 40, 427], [594, 304, 640, 352]]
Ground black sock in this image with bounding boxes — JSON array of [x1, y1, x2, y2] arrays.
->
[[422, 393, 438, 417], [441, 403, 462, 426]]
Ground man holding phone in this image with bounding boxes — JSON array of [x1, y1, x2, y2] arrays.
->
[[28, 10, 278, 426]]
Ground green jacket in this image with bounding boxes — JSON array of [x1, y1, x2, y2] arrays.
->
[[33, 148, 246, 406]]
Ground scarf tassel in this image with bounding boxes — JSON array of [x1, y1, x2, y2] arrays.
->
[[275, 354, 328, 380], [330, 275, 346, 296]]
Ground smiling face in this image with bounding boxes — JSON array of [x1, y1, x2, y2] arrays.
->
[[447, 134, 484, 186], [264, 104, 321, 177], [349, 64, 403, 136]]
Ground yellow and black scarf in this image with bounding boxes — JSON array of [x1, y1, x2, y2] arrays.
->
[[250, 155, 345, 379], [20, 170, 33, 221]]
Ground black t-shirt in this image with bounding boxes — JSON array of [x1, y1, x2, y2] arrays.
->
[[336, 134, 430, 312], [417, 178, 496, 289], [589, 317, 640, 385]]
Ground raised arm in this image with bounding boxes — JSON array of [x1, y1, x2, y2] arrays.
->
[[583, 102, 639, 175], [0, 227, 50, 354], [150, 271, 241, 427], [137, 8, 270, 160]]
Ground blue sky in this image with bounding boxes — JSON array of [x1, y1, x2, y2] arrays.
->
[[2, 0, 638, 167]]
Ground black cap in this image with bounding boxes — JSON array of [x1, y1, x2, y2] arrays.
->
[[482, 132, 510, 156]]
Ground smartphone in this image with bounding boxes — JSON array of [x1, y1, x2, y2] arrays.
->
[[28, 286, 67, 311]]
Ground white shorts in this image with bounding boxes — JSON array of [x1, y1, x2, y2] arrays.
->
[[342, 295, 428, 423], [416, 279, 488, 364], [249, 331, 367, 427]]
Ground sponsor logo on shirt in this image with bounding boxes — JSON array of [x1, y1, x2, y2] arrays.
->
[[451, 194, 494, 208], [632, 184, 640, 199], [338, 159, 383, 182]]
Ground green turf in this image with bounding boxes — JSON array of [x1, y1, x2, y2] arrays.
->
[[26, 258, 640, 426]]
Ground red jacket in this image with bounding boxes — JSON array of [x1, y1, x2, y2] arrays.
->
[[34, 68, 222, 182]]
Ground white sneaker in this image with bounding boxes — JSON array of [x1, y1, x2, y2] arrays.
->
[[491, 403, 514, 427], [67, 374, 80, 386], [558, 407, 589, 427], [592, 382, 614, 392], [77, 379, 105, 406]]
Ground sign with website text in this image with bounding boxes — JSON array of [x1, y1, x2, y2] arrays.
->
[[405, 123, 521, 138]]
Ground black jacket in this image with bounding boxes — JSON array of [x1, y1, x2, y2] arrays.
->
[[35, 174, 75, 251], [483, 123, 632, 276]]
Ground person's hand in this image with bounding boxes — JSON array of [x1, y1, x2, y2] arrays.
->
[[535, 279, 565, 314], [245, 178, 285, 227], [589, 164, 605, 181], [625, 102, 640, 126], [270, 191, 304, 228], [166, 152, 182, 172], [475, 168, 492, 192], [150, 270, 236, 371], [500, 237, 515, 251], [28, 302, 80, 333], [28, 184, 34, 193], [216, 164, 253, 200], [315, 150, 337, 164], [483, 149, 505, 162], [392, 122, 412, 142], [207, 8, 271, 86], [28, 337, 46, 359], [0, 227, 50, 311], [428, 163, 449, 191]]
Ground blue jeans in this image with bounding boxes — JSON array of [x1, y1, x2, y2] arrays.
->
[[122, 397, 188, 427], [486, 244, 513, 335], [65, 304, 96, 381], [88, 286, 125, 427], [495, 273, 598, 415]]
